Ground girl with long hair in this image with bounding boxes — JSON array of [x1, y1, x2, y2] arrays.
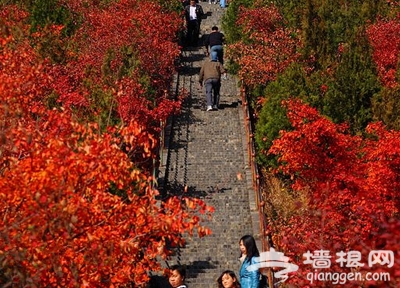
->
[[238, 235, 260, 288]]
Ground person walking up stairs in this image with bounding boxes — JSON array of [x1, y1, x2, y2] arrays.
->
[[158, 3, 261, 287]]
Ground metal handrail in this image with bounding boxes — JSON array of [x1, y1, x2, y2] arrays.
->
[[240, 81, 274, 288]]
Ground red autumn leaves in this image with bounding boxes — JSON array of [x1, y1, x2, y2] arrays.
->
[[268, 100, 400, 286], [0, 1, 212, 287]]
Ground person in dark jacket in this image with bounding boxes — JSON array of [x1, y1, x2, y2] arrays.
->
[[147, 275, 172, 288], [199, 53, 227, 111], [184, 0, 204, 46], [204, 26, 225, 65]]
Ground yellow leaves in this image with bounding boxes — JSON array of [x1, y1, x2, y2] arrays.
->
[[184, 198, 197, 210], [86, 232, 97, 242], [137, 206, 147, 215], [34, 192, 41, 201], [60, 199, 67, 207], [83, 145, 91, 154], [197, 226, 212, 237], [34, 192, 47, 204], [70, 215, 78, 224], [119, 240, 139, 254], [206, 206, 215, 213], [130, 169, 141, 182], [164, 216, 173, 228]]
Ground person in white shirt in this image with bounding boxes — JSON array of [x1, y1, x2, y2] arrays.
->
[[184, 0, 204, 46]]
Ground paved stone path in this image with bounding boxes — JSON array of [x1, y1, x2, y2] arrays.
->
[[158, 3, 261, 287]]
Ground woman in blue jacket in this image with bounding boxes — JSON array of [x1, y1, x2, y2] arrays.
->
[[239, 235, 260, 288]]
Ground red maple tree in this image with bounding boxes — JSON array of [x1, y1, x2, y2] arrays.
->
[[268, 99, 399, 287], [366, 16, 400, 88], [0, 3, 213, 287], [47, 0, 184, 128], [226, 4, 300, 89]]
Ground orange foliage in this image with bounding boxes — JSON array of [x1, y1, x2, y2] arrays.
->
[[268, 99, 400, 287], [226, 4, 300, 88], [0, 3, 212, 287]]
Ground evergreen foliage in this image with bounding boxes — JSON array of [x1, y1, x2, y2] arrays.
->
[[372, 85, 400, 131], [28, 0, 76, 35], [222, 0, 397, 167], [221, 0, 253, 44], [255, 64, 306, 167], [321, 34, 380, 134], [224, 7, 400, 274]]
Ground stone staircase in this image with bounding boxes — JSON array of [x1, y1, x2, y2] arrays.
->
[[157, 3, 261, 287]]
